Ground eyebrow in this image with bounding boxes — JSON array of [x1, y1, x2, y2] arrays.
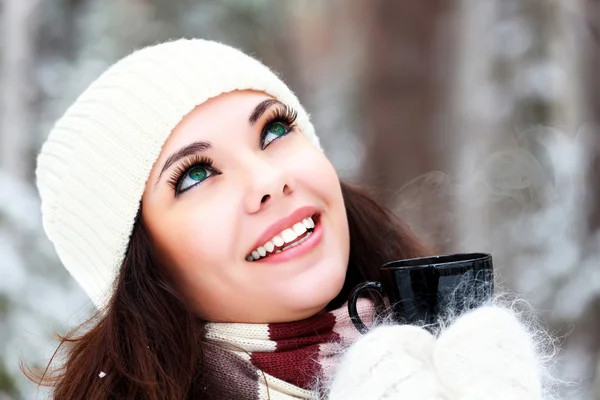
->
[[156, 141, 211, 185], [155, 99, 284, 187], [249, 99, 284, 125]]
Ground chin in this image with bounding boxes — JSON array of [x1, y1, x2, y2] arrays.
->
[[283, 267, 347, 319]]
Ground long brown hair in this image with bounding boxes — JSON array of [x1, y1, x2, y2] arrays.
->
[[25, 181, 430, 399]]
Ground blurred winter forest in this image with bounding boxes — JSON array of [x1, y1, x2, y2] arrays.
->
[[1, 0, 600, 398]]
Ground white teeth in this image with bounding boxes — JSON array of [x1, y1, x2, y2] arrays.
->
[[273, 235, 284, 247], [293, 222, 307, 236], [264, 241, 275, 252], [281, 231, 313, 252], [303, 217, 315, 229], [281, 228, 298, 243], [257, 246, 266, 257], [247, 215, 317, 261]]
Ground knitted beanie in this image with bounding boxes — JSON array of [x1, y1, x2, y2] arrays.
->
[[36, 38, 321, 309]]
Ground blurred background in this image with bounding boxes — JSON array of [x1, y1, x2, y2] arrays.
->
[[1, 0, 600, 398]]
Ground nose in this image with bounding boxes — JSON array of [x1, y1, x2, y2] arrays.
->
[[243, 155, 294, 214]]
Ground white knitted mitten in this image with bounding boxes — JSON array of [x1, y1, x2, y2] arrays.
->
[[328, 324, 447, 400], [434, 306, 543, 400], [328, 306, 545, 400]]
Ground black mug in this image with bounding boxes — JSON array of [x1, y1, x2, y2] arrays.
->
[[348, 253, 494, 333]]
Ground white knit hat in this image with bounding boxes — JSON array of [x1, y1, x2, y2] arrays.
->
[[36, 38, 321, 309]]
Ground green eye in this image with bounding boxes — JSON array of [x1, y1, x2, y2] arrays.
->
[[270, 122, 286, 136], [263, 122, 290, 148], [178, 166, 213, 192], [189, 166, 207, 181]]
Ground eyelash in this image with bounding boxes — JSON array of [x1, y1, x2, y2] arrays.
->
[[260, 104, 298, 149], [166, 154, 216, 195], [169, 104, 298, 195]]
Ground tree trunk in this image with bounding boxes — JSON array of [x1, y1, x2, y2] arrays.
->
[[583, 0, 600, 236], [1, 0, 39, 180], [580, 1, 600, 396], [358, 0, 454, 251], [360, 1, 449, 202]]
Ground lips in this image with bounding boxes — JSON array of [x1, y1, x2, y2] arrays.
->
[[246, 215, 317, 261], [246, 206, 320, 261]]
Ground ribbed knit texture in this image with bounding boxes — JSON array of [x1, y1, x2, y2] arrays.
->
[[36, 39, 321, 308], [203, 298, 376, 399], [202, 303, 548, 400]]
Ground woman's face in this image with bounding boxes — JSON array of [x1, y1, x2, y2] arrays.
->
[[142, 90, 349, 323]]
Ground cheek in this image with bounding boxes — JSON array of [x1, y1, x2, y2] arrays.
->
[[291, 148, 350, 258], [294, 149, 344, 211], [148, 197, 239, 283]]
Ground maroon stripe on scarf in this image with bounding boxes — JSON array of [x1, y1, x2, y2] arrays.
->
[[250, 311, 341, 389], [268, 311, 338, 340]]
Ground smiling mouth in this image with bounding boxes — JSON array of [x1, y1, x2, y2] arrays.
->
[[246, 214, 320, 262]]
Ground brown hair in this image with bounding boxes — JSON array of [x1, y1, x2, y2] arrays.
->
[[25, 181, 431, 399]]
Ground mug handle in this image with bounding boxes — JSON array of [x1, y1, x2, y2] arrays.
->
[[348, 281, 384, 334]]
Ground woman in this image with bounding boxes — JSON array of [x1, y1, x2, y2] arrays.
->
[[32, 39, 549, 399]]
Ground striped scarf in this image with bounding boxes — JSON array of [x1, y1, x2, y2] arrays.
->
[[203, 299, 376, 399]]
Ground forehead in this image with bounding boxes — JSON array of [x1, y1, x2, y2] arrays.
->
[[163, 90, 271, 151]]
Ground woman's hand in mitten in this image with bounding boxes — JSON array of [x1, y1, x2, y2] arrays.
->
[[433, 306, 544, 400], [329, 305, 546, 400], [328, 324, 447, 400]]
